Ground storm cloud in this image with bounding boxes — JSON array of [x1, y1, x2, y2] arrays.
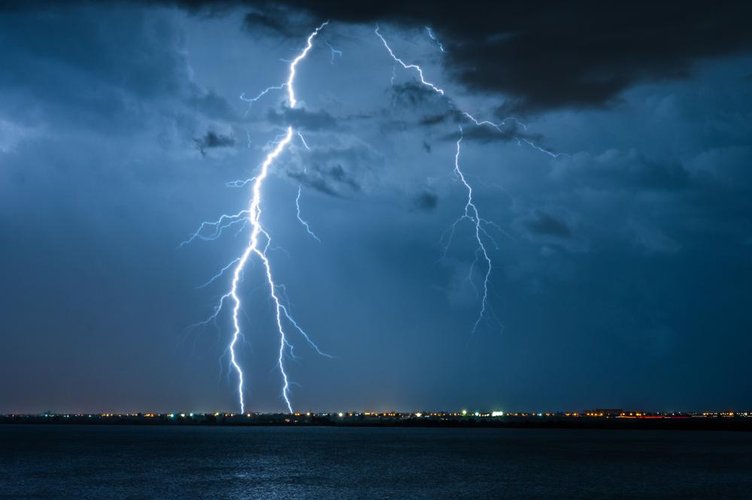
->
[[194, 130, 235, 156], [1, 2, 751, 414], [161, 0, 752, 112]]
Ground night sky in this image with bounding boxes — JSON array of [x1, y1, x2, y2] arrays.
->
[[1, 1, 751, 414]]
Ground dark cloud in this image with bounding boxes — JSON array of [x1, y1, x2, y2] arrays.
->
[[412, 190, 438, 212], [6, 2, 752, 111], [387, 82, 545, 146], [193, 131, 235, 156], [390, 82, 444, 109], [418, 114, 450, 127], [328, 164, 360, 191], [524, 210, 572, 239], [165, 0, 752, 112], [457, 121, 536, 144], [20, 2, 749, 113], [267, 106, 337, 131], [286, 140, 379, 197], [289, 163, 361, 197], [388, 83, 464, 128], [243, 10, 296, 37]]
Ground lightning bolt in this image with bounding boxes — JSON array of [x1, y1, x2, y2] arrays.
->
[[375, 27, 504, 331], [186, 22, 329, 414], [326, 42, 343, 64], [376, 26, 560, 157], [240, 84, 285, 116], [178, 210, 249, 248], [184, 22, 557, 410], [452, 127, 492, 332], [375, 26, 563, 331], [425, 26, 445, 53], [292, 132, 320, 241], [296, 131, 311, 151], [375, 26, 445, 95], [295, 186, 321, 242]]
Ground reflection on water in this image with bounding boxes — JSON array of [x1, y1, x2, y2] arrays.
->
[[2, 425, 751, 497]]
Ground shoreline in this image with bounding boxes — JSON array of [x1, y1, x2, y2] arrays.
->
[[3, 414, 752, 431]]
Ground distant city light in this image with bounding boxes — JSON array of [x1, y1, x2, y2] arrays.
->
[[491, 411, 504, 417]]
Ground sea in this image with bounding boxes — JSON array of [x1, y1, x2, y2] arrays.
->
[[2, 425, 751, 498]]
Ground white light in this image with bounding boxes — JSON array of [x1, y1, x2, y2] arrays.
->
[[189, 22, 330, 415]]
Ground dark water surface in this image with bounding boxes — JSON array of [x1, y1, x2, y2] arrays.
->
[[2, 425, 751, 498]]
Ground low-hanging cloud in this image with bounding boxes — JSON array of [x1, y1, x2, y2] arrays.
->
[[193, 131, 235, 156]]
